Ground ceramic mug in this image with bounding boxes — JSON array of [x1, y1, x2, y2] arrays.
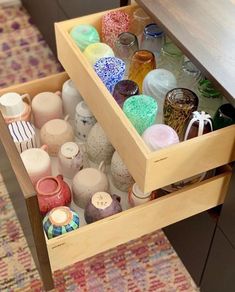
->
[[43, 206, 79, 239], [36, 174, 72, 214], [72, 161, 109, 209], [32, 91, 63, 129], [8, 120, 37, 153], [110, 151, 134, 192], [128, 183, 156, 207], [58, 142, 83, 179], [0, 92, 31, 124], [86, 123, 114, 165], [40, 116, 75, 156], [62, 79, 83, 126], [20, 145, 52, 185], [75, 101, 96, 141]]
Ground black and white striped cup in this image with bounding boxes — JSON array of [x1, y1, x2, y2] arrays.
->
[[8, 121, 37, 153]]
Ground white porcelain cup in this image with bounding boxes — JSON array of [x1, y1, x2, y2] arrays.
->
[[72, 161, 109, 209], [8, 120, 37, 153], [75, 101, 96, 141], [32, 91, 63, 129], [58, 142, 83, 179], [62, 79, 83, 125], [0, 92, 30, 117], [20, 145, 52, 185], [40, 116, 75, 156]]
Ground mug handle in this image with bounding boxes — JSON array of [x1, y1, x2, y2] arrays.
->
[[21, 93, 31, 105], [55, 91, 62, 97], [98, 161, 106, 173], [64, 114, 70, 121], [41, 144, 48, 152]]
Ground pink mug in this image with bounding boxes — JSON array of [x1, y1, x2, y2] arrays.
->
[[32, 91, 63, 128], [36, 174, 72, 214]]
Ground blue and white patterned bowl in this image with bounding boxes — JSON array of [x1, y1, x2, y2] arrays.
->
[[94, 57, 125, 94], [43, 206, 79, 239]]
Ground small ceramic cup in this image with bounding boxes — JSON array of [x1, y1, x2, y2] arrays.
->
[[32, 91, 63, 129], [62, 79, 83, 126], [72, 161, 109, 209], [20, 145, 52, 185], [110, 151, 134, 192], [128, 183, 156, 207], [75, 101, 96, 141], [0, 92, 31, 124], [36, 174, 72, 214], [85, 192, 122, 224], [40, 116, 75, 156], [86, 123, 114, 165], [8, 120, 37, 153], [43, 206, 79, 239], [58, 142, 83, 179]]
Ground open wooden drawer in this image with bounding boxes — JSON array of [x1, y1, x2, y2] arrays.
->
[[55, 5, 235, 193], [0, 73, 233, 273]]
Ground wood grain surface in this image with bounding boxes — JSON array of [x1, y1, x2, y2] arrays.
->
[[136, 0, 235, 106]]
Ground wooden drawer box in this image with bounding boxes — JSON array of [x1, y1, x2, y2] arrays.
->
[[55, 5, 235, 193], [0, 72, 232, 272]]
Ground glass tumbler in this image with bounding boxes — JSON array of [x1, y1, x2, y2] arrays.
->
[[128, 50, 156, 92], [129, 8, 152, 43], [177, 59, 202, 91], [101, 10, 130, 49], [197, 77, 223, 117], [113, 79, 139, 107], [158, 42, 184, 77], [123, 94, 158, 135], [141, 23, 165, 58], [163, 88, 199, 140], [114, 32, 139, 78], [94, 57, 126, 94]]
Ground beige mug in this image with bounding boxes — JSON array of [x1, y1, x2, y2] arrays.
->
[[32, 91, 63, 128], [72, 161, 109, 209], [40, 115, 75, 156]]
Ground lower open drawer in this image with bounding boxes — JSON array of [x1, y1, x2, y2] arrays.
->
[[0, 72, 232, 273], [46, 165, 231, 271]]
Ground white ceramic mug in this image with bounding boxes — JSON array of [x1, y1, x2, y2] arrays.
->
[[86, 123, 114, 165], [0, 92, 31, 124], [58, 142, 83, 179], [72, 161, 109, 209], [8, 120, 37, 153], [40, 116, 75, 156], [110, 151, 134, 192], [75, 101, 96, 141], [20, 145, 52, 185], [62, 79, 83, 126], [32, 91, 63, 129]]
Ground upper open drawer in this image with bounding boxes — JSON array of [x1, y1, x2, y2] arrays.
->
[[55, 5, 235, 193]]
